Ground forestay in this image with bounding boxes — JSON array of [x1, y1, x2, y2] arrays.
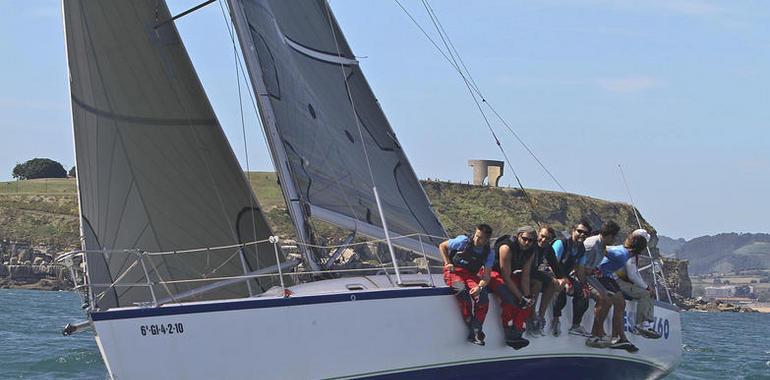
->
[[228, 0, 446, 257], [63, 0, 281, 309]]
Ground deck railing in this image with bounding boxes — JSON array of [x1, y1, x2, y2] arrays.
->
[[56, 233, 445, 311]]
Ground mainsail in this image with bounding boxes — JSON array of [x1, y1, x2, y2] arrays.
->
[[227, 0, 447, 259], [63, 0, 281, 309]]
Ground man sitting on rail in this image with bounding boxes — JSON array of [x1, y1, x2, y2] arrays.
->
[[439, 224, 495, 346], [550, 220, 592, 337], [489, 226, 537, 349], [615, 229, 662, 339], [581, 221, 620, 348], [596, 232, 649, 352], [526, 225, 566, 337]]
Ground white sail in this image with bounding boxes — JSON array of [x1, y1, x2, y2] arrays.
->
[[227, 0, 447, 259], [63, 0, 281, 309]]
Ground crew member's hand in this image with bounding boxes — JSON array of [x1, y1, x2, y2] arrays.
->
[[470, 285, 482, 296], [444, 263, 455, 273], [648, 287, 655, 297], [519, 296, 533, 309]]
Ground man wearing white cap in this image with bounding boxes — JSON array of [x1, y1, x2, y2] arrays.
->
[[615, 229, 662, 339]]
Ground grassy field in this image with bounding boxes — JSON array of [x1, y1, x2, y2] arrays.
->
[[0, 178, 76, 194], [0, 174, 285, 207]]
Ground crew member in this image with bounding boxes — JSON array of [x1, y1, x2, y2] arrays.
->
[[527, 225, 566, 337], [550, 220, 591, 337], [597, 232, 648, 352], [616, 229, 662, 339], [581, 221, 620, 348], [439, 224, 495, 346], [489, 226, 537, 349]]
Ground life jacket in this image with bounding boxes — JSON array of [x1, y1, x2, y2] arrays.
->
[[555, 237, 585, 277], [493, 235, 534, 274], [449, 237, 490, 273], [615, 255, 639, 283]]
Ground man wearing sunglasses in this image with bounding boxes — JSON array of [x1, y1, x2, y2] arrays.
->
[[526, 225, 566, 337], [489, 226, 537, 349], [550, 220, 592, 337]]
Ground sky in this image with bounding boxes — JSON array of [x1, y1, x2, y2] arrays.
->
[[0, 0, 768, 240]]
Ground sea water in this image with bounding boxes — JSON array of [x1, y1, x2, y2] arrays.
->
[[1, 289, 769, 379]]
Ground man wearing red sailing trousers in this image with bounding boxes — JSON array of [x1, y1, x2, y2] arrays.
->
[[439, 224, 495, 346], [489, 226, 537, 350]]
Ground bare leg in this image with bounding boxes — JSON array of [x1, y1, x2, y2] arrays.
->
[[539, 278, 561, 318], [591, 293, 611, 337], [611, 293, 626, 339], [530, 279, 542, 315]]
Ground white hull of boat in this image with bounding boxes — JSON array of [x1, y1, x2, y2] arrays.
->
[[90, 275, 681, 379]]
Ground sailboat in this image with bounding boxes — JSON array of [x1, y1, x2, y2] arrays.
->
[[59, 0, 682, 378]]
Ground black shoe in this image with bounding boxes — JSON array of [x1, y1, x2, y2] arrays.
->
[[609, 338, 639, 353], [505, 328, 530, 350]]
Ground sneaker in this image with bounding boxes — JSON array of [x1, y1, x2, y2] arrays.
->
[[609, 338, 639, 353], [505, 328, 530, 350], [551, 319, 561, 337], [585, 336, 603, 348], [467, 328, 486, 346], [636, 325, 662, 339], [538, 317, 547, 336], [569, 325, 591, 337], [599, 335, 614, 347]]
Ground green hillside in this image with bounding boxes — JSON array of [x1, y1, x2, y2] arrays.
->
[[0, 173, 655, 251], [676, 233, 770, 274], [423, 181, 653, 238]]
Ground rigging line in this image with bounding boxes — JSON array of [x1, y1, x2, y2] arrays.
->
[[418, 1, 542, 225], [323, 1, 392, 279], [618, 163, 672, 303], [420, 0, 477, 94], [422, 1, 480, 94], [217, 1, 272, 161], [231, 10, 264, 278], [395, 0, 566, 193], [421, 0, 563, 195]]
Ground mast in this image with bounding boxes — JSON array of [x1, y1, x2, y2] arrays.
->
[[226, 0, 322, 272]]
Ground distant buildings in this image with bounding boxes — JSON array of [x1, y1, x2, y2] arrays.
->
[[703, 284, 756, 301]]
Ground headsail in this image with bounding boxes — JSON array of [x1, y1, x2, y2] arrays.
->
[[227, 0, 447, 259], [63, 0, 281, 309]]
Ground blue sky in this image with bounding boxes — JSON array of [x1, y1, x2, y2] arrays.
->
[[1, 0, 768, 240]]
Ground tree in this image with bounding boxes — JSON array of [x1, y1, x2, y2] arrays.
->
[[11, 158, 67, 180], [68, 166, 76, 178]]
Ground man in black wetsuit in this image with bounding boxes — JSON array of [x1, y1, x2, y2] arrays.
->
[[550, 220, 592, 337]]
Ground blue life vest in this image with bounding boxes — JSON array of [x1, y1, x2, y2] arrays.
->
[[555, 237, 585, 278], [450, 238, 491, 273]]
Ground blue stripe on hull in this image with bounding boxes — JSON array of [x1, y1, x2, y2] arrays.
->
[[361, 357, 665, 380], [91, 287, 452, 321]]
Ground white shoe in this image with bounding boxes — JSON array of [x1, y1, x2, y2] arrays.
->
[[585, 336, 605, 348], [568, 325, 591, 337], [635, 323, 662, 339]]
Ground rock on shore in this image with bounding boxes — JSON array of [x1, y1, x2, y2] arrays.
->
[[678, 297, 759, 313]]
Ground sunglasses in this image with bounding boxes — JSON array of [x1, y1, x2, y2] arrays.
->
[[576, 229, 590, 235], [519, 235, 535, 242]]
